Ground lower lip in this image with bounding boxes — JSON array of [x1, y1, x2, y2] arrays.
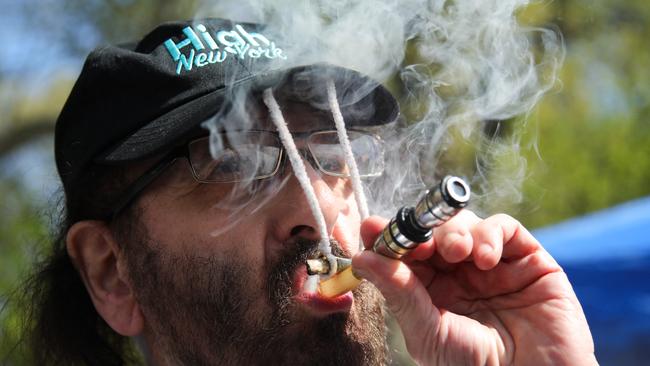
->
[[295, 291, 354, 314], [293, 267, 354, 314]]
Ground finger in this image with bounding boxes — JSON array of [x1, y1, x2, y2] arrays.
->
[[352, 250, 441, 356], [360, 216, 389, 250], [426, 250, 562, 308], [433, 210, 481, 263], [478, 214, 541, 260], [470, 216, 506, 270], [404, 238, 435, 261]]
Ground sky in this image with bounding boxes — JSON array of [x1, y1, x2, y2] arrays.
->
[[0, 0, 99, 85]]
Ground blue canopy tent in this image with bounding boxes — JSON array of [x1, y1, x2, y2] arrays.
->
[[533, 196, 650, 365]]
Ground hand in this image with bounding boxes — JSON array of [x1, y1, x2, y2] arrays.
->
[[352, 211, 597, 366]]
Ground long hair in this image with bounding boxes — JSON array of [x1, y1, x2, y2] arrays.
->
[[10, 164, 141, 365]]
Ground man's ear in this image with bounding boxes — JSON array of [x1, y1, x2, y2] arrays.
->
[[66, 220, 144, 336]]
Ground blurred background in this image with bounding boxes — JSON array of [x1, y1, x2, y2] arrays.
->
[[1, 0, 649, 364]]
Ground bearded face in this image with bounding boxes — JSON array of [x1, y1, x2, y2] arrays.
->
[[103, 101, 389, 365], [119, 211, 387, 366]]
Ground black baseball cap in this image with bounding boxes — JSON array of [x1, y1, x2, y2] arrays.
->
[[55, 18, 399, 194]]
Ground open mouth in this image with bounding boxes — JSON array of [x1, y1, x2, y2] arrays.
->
[[292, 260, 354, 315]]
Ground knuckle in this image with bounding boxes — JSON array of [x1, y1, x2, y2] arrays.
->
[[440, 233, 473, 261], [457, 209, 482, 226], [471, 220, 496, 239], [477, 213, 518, 236], [386, 275, 419, 317], [490, 213, 520, 227]]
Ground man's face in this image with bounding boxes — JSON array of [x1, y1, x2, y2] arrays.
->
[[118, 100, 388, 365]]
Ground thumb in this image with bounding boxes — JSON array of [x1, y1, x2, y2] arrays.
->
[[352, 250, 442, 359]]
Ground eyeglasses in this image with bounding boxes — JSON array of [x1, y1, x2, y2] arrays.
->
[[108, 129, 385, 218]]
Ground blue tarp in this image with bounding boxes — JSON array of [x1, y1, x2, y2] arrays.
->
[[532, 196, 650, 365]]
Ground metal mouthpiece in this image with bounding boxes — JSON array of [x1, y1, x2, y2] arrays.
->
[[413, 175, 470, 228]]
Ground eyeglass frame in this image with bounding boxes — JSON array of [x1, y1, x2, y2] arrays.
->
[[107, 128, 384, 219]]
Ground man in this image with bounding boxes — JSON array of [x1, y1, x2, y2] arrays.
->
[[26, 18, 596, 365]]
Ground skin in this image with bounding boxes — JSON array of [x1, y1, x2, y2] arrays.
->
[[66, 101, 597, 365], [67, 102, 386, 365], [353, 212, 598, 365]]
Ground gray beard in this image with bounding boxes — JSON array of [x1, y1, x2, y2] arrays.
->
[[121, 225, 388, 366]]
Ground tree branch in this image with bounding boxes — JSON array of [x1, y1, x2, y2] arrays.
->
[[0, 119, 55, 158]]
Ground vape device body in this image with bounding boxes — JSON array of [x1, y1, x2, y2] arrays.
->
[[311, 175, 471, 298]]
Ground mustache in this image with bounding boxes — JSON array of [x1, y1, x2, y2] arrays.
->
[[276, 236, 350, 272]]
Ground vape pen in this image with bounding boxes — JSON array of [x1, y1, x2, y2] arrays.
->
[[312, 175, 470, 297]]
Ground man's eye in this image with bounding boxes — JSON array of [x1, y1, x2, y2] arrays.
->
[[319, 155, 346, 172], [213, 154, 244, 174], [196, 150, 253, 181], [214, 151, 260, 175]]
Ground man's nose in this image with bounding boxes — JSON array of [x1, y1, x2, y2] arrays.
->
[[270, 157, 351, 242]]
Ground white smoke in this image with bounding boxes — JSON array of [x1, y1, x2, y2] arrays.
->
[[196, 0, 564, 220]]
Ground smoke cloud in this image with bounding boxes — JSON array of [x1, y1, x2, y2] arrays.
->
[[196, 0, 564, 225]]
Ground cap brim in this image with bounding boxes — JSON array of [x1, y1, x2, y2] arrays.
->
[[98, 64, 399, 163]]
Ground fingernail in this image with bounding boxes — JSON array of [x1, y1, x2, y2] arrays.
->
[[351, 253, 370, 279]]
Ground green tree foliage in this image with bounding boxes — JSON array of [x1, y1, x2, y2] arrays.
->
[[515, 0, 650, 227], [0, 176, 50, 364], [449, 0, 650, 228]]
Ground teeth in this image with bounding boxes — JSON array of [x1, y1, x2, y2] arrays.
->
[[303, 275, 319, 294]]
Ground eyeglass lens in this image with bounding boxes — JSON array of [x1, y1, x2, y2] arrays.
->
[[308, 131, 384, 177], [187, 130, 384, 183]]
